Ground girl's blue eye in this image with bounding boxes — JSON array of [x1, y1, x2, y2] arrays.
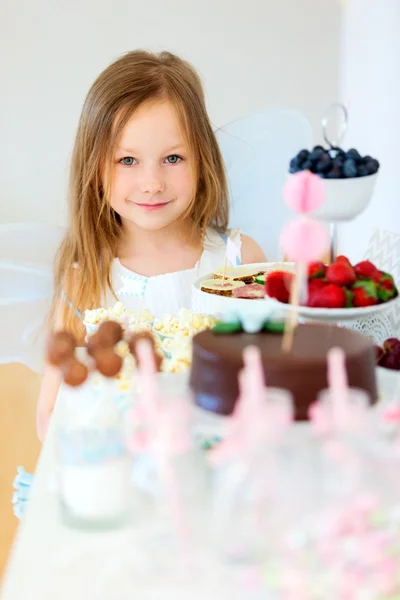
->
[[120, 157, 136, 166], [165, 155, 182, 164]]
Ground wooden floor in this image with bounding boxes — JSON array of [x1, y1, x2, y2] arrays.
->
[[0, 364, 42, 579]]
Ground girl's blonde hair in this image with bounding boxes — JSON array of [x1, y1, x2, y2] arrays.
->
[[52, 50, 229, 338]]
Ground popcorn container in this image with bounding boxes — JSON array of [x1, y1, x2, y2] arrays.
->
[[56, 379, 132, 529]]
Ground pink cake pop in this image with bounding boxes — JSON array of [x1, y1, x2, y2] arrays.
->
[[283, 170, 325, 214], [280, 217, 330, 263], [279, 169, 329, 351]]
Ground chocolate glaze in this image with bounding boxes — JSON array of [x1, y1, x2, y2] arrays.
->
[[190, 324, 377, 420]]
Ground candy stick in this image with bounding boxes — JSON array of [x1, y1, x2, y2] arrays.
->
[[135, 296, 144, 332], [221, 256, 228, 284], [327, 347, 350, 429], [282, 261, 305, 353]]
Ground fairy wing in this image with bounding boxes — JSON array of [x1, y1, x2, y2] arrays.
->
[[0, 222, 65, 372], [216, 109, 313, 261]]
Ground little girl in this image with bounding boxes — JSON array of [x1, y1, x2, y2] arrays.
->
[[32, 50, 265, 444]]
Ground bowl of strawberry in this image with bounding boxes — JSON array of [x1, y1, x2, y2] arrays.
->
[[265, 256, 399, 322]]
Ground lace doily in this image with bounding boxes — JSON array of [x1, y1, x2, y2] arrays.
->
[[340, 313, 394, 346]]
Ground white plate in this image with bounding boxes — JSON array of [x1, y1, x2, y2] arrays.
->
[[283, 296, 400, 323], [193, 262, 400, 324]]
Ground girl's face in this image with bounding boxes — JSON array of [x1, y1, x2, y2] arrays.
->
[[109, 100, 196, 234]]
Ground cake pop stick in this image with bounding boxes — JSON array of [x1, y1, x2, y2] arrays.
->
[[222, 236, 240, 283], [280, 171, 329, 352], [280, 217, 330, 352], [135, 296, 144, 331], [327, 347, 350, 429]]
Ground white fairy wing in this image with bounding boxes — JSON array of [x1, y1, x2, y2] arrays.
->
[[216, 109, 313, 261], [0, 223, 65, 372]]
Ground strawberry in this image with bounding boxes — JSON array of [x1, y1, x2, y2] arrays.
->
[[306, 278, 327, 306], [266, 271, 294, 304], [352, 280, 378, 307], [343, 288, 354, 307], [377, 271, 398, 302], [335, 255, 352, 267], [308, 261, 326, 279], [326, 262, 356, 286], [354, 260, 381, 282], [307, 283, 347, 308], [308, 278, 327, 293]]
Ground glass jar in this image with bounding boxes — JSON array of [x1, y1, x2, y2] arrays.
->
[[55, 376, 132, 529]]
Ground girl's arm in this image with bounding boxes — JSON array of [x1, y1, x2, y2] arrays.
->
[[241, 234, 267, 264], [36, 363, 62, 443], [36, 299, 81, 443]]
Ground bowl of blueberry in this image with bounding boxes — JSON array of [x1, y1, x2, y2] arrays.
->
[[289, 146, 380, 222]]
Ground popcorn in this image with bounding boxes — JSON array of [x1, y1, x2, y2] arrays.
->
[[84, 304, 216, 377], [84, 303, 155, 331]]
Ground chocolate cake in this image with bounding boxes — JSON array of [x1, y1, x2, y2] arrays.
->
[[190, 324, 377, 420]]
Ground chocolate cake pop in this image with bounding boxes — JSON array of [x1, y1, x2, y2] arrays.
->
[[97, 320, 123, 346], [128, 331, 163, 372], [94, 347, 123, 377], [47, 331, 76, 366], [61, 358, 89, 386], [87, 332, 111, 357]]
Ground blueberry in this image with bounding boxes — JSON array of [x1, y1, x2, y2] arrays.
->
[[315, 153, 332, 174], [289, 157, 300, 173], [329, 147, 345, 160], [313, 145, 325, 152], [302, 160, 313, 172], [357, 164, 369, 177], [326, 163, 342, 179], [346, 148, 362, 163], [309, 148, 324, 163], [365, 158, 380, 174], [343, 158, 358, 178], [297, 149, 310, 164]]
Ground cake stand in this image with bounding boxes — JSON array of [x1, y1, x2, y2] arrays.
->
[[304, 103, 378, 262]]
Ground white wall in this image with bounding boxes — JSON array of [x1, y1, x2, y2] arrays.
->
[[0, 0, 340, 226], [339, 0, 400, 261]]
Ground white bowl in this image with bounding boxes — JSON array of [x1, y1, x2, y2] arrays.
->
[[309, 173, 378, 222], [193, 262, 400, 325]]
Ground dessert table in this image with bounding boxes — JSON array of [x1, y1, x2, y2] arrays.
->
[[0, 368, 397, 600]]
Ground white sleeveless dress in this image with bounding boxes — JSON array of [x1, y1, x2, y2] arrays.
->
[[104, 228, 242, 318]]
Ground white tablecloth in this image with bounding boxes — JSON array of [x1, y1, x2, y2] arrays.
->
[[1, 367, 398, 600]]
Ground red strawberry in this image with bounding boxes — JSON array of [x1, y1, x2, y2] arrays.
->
[[266, 271, 294, 304], [335, 255, 352, 267], [307, 278, 327, 305], [352, 280, 378, 307], [308, 278, 327, 293], [326, 262, 356, 286], [307, 283, 347, 308], [377, 271, 398, 302], [343, 288, 354, 307], [308, 261, 326, 279], [354, 260, 381, 282]]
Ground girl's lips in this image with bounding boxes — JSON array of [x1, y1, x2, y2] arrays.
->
[[131, 202, 170, 211]]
